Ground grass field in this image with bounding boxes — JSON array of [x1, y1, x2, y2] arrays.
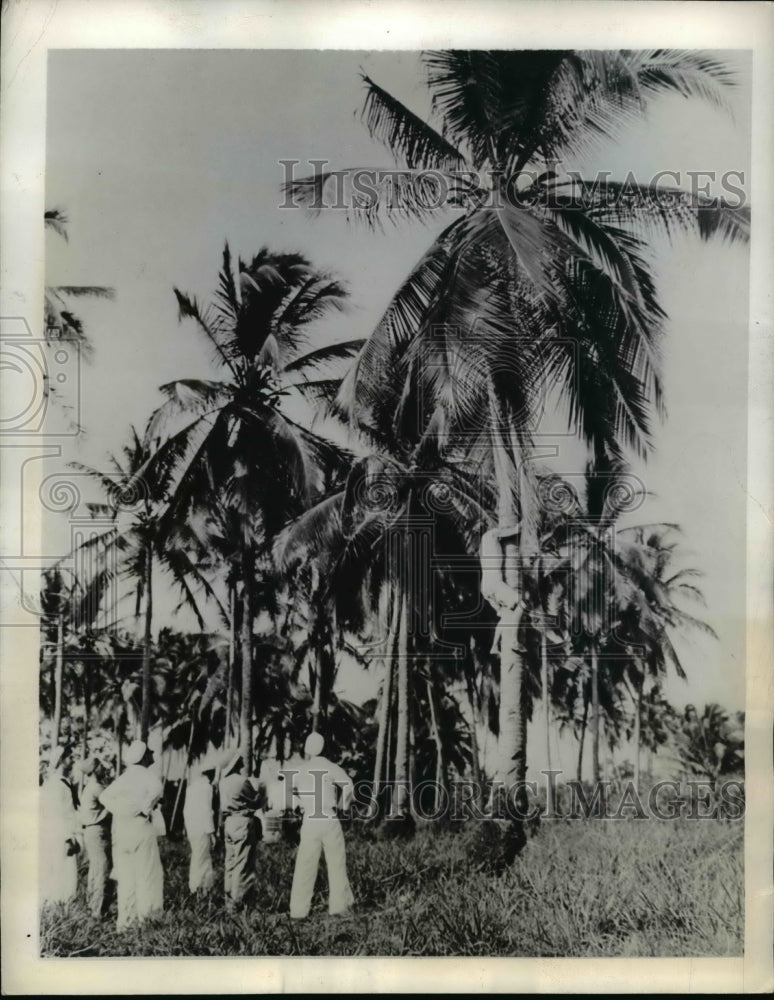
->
[[40, 817, 743, 957]]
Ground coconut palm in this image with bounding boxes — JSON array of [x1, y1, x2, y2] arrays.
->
[[276, 441, 491, 822], [614, 524, 718, 790], [40, 565, 116, 746], [676, 703, 744, 784], [89, 629, 144, 770], [285, 50, 749, 822], [144, 245, 359, 773], [70, 427, 220, 742]]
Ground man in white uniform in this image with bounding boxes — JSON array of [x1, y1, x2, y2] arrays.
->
[[219, 750, 265, 909], [77, 756, 110, 917], [99, 739, 164, 931], [183, 766, 216, 894], [288, 732, 355, 920], [40, 744, 81, 908]]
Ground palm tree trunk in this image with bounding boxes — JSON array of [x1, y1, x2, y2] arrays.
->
[[239, 549, 255, 775], [634, 674, 643, 794], [464, 661, 483, 800], [372, 659, 395, 799], [82, 671, 90, 762], [311, 657, 322, 731], [480, 385, 530, 822], [52, 612, 64, 746], [140, 544, 153, 743], [373, 591, 399, 804], [426, 675, 445, 813], [391, 588, 411, 817], [577, 695, 589, 782], [491, 425, 527, 815], [591, 643, 600, 786], [225, 583, 236, 748], [496, 619, 528, 815], [541, 631, 554, 812]]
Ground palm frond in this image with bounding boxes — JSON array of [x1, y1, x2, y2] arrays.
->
[[52, 285, 116, 299], [44, 209, 69, 241], [173, 288, 239, 377], [282, 338, 365, 376], [549, 180, 750, 246], [361, 71, 466, 170]]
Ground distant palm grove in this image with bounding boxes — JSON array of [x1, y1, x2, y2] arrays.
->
[[42, 49, 747, 846]]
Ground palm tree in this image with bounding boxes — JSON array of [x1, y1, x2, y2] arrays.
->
[[276, 443, 490, 822], [145, 245, 358, 773], [676, 703, 744, 784], [70, 427, 219, 742], [615, 524, 718, 791], [90, 629, 144, 770], [285, 50, 749, 821], [40, 565, 114, 746]]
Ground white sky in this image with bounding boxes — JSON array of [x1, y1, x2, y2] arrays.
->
[[43, 49, 751, 713]]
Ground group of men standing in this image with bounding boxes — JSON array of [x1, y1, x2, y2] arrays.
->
[[40, 731, 355, 932]]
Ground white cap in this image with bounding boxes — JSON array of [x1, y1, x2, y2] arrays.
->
[[125, 739, 147, 765], [304, 732, 324, 757]]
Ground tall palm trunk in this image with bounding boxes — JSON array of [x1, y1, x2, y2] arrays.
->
[[426, 675, 445, 812], [311, 661, 321, 731], [591, 642, 600, 785], [464, 659, 483, 800], [52, 611, 64, 746], [140, 543, 153, 743], [541, 631, 554, 812], [81, 669, 90, 764], [310, 565, 323, 733], [239, 548, 255, 775], [488, 397, 528, 816], [391, 587, 411, 817], [372, 659, 395, 801], [372, 590, 399, 805], [577, 694, 589, 782], [224, 583, 236, 748], [633, 672, 643, 793]]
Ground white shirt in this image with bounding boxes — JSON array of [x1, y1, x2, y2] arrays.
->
[[41, 773, 80, 843], [183, 776, 214, 835], [286, 755, 353, 821], [99, 764, 163, 820]]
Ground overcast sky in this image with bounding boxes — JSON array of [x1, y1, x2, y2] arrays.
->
[[44, 49, 751, 713]]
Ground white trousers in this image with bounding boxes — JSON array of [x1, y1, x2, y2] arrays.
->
[[290, 817, 353, 919], [112, 815, 163, 931], [187, 833, 215, 893], [40, 838, 78, 906], [83, 824, 109, 916]]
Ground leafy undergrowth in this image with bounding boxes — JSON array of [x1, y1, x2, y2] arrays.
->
[[40, 817, 743, 957]]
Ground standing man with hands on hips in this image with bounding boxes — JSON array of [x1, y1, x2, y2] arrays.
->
[[288, 731, 355, 920]]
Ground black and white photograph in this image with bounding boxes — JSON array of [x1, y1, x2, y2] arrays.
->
[[1, 1, 772, 994]]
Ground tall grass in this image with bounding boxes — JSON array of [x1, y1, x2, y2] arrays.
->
[[40, 817, 742, 957]]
